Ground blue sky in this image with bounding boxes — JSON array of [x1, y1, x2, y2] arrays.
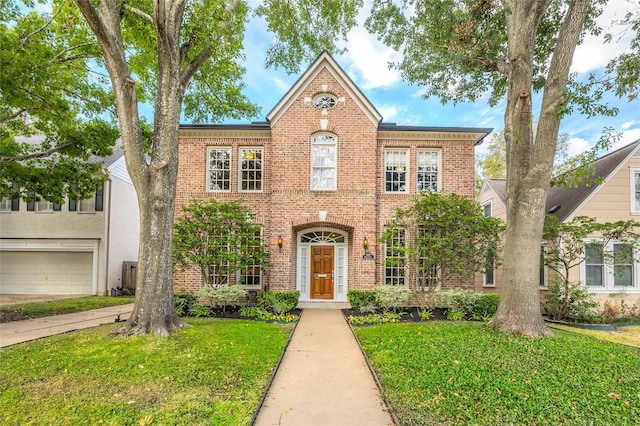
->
[[227, 0, 640, 157]]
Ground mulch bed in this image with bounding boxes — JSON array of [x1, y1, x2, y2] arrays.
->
[[342, 307, 450, 322], [0, 308, 31, 323]]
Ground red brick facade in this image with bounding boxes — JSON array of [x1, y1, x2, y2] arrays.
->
[[174, 52, 490, 302]]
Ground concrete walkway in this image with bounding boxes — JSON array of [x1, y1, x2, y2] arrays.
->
[[0, 304, 133, 347], [254, 309, 395, 426]]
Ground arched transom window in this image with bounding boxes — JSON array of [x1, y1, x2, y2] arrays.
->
[[301, 231, 345, 243], [311, 133, 337, 190]]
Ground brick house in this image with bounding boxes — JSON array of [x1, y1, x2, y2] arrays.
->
[[174, 51, 491, 303]]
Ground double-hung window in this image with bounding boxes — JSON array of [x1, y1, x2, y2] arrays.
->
[[238, 228, 263, 288], [207, 147, 231, 192], [584, 242, 638, 291], [311, 134, 336, 190], [613, 243, 633, 287], [0, 197, 11, 212], [385, 228, 406, 285], [585, 245, 605, 287], [417, 227, 439, 290], [631, 168, 640, 214], [240, 148, 263, 192], [385, 150, 408, 193], [482, 202, 496, 287], [417, 150, 440, 192]]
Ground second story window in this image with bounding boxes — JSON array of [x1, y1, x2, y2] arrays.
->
[[0, 197, 11, 212], [417, 150, 439, 192], [385, 150, 407, 193], [240, 148, 263, 192], [631, 168, 640, 214], [207, 147, 231, 192], [36, 200, 54, 212], [311, 134, 336, 190]]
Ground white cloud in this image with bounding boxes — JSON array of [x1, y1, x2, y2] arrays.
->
[[567, 137, 591, 156], [571, 0, 636, 74], [377, 105, 399, 121], [343, 29, 402, 89], [621, 120, 637, 130], [617, 127, 640, 146]]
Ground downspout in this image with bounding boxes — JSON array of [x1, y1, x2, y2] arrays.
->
[[104, 175, 112, 296]]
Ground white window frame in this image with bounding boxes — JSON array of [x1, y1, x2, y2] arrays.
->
[[239, 147, 263, 193], [237, 227, 263, 289], [78, 197, 96, 213], [482, 201, 496, 287], [384, 149, 409, 193], [384, 227, 406, 286], [310, 133, 337, 191], [416, 149, 441, 192], [581, 240, 640, 293], [207, 147, 231, 192], [630, 167, 640, 215], [0, 197, 11, 212], [35, 200, 54, 212], [539, 246, 548, 288]]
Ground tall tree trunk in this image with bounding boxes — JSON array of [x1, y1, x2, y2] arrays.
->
[[76, 0, 187, 336], [491, 0, 591, 337]]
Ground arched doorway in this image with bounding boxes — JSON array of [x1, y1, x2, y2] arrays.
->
[[297, 228, 348, 302]]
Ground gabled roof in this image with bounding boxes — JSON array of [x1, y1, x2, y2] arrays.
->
[[266, 50, 383, 126], [481, 178, 507, 207], [479, 139, 640, 222], [546, 138, 640, 221]]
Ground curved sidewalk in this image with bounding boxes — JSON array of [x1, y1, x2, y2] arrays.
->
[[0, 304, 134, 348], [254, 309, 395, 426]]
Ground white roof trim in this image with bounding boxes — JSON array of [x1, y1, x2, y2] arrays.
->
[[266, 51, 382, 126], [564, 143, 640, 222]]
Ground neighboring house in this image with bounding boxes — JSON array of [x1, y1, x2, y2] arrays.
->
[[174, 51, 492, 303], [477, 138, 640, 306], [0, 140, 140, 296]]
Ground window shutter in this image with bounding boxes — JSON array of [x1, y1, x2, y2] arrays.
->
[[68, 184, 77, 211], [27, 192, 35, 211], [95, 183, 104, 211], [10, 184, 19, 211]]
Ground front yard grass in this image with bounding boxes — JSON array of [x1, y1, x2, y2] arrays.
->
[[0, 318, 292, 425], [355, 321, 640, 425], [0, 296, 134, 322]]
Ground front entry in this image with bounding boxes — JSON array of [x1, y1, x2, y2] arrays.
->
[[311, 246, 334, 299]]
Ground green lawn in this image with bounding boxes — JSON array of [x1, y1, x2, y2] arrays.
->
[[0, 296, 134, 322], [0, 318, 293, 425], [355, 321, 640, 426]]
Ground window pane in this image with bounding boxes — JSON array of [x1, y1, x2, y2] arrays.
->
[[385, 228, 405, 285], [78, 197, 95, 212], [311, 135, 336, 190], [0, 197, 11, 211], [585, 245, 604, 286], [417, 151, 438, 192], [385, 151, 407, 192], [240, 148, 263, 191], [613, 243, 633, 287], [208, 148, 231, 191], [635, 173, 640, 211]]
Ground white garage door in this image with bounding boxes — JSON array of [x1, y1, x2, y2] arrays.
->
[[0, 251, 93, 295]]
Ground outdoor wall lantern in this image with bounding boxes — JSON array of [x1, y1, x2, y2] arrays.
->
[[362, 236, 374, 259], [277, 236, 283, 251]]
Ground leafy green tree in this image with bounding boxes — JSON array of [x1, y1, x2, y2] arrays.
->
[[476, 128, 571, 189], [173, 199, 270, 287], [0, 2, 119, 203], [381, 192, 504, 307], [68, 0, 361, 336], [367, 0, 640, 336], [542, 215, 640, 320]]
